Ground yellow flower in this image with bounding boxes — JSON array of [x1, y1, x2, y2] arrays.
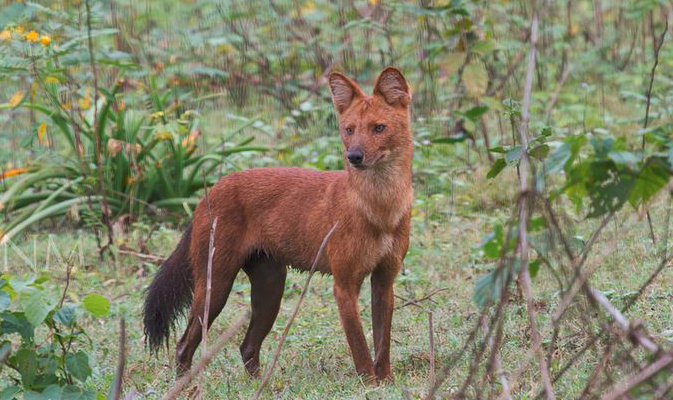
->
[[78, 96, 91, 110], [15, 26, 24, 34], [37, 122, 47, 145], [8, 90, 25, 108], [0, 30, 11, 40], [45, 76, 59, 84], [0, 167, 28, 180], [40, 35, 51, 46], [25, 30, 39, 42]]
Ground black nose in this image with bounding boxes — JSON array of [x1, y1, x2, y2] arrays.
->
[[347, 149, 363, 165]]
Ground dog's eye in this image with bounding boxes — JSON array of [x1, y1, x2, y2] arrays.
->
[[345, 127, 354, 135], [374, 124, 386, 133]]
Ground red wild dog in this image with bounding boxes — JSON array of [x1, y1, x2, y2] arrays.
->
[[143, 67, 413, 382]]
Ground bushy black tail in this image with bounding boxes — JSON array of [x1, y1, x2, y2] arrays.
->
[[143, 223, 194, 353]]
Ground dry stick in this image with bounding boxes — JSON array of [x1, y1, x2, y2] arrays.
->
[[516, 3, 555, 400], [481, 316, 512, 400], [160, 311, 250, 400], [201, 217, 218, 357], [251, 222, 340, 400], [598, 353, 673, 400], [109, 318, 127, 400], [641, 18, 667, 244], [544, 63, 572, 121], [195, 170, 218, 399], [587, 287, 659, 353], [428, 311, 435, 391]]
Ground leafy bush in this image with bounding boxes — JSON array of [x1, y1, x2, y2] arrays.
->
[[0, 274, 111, 399], [0, 3, 267, 244]]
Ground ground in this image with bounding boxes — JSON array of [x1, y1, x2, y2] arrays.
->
[[4, 167, 672, 399]]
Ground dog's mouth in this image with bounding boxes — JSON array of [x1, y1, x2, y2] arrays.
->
[[349, 154, 387, 170]]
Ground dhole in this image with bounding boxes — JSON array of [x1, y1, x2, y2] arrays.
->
[[143, 67, 413, 382]]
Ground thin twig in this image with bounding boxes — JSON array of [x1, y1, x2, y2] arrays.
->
[[481, 315, 512, 400], [587, 287, 659, 353], [516, 4, 555, 399], [598, 353, 673, 400], [160, 311, 249, 400], [428, 311, 435, 391], [109, 318, 127, 400], [252, 222, 340, 400]]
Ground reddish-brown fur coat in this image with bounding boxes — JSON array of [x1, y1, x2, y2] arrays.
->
[[143, 67, 413, 382]]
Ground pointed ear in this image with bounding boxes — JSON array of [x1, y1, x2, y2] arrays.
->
[[328, 71, 364, 114], [373, 67, 410, 107]]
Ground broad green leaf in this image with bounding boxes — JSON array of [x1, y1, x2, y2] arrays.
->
[[545, 143, 571, 174], [54, 305, 77, 327], [24, 385, 63, 400], [608, 151, 641, 166], [529, 259, 542, 279], [488, 146, 507, 154], [65, 351, 92, 382], [0, 385, 20, 400], [0, 341, 11, 363], [0, 291, 9, 310], [463, 105, 488, 122], [472, 39, 498, 55], [487, 158, 506, 179], [442, 52, 466, 77], [19, 289, 57, 327], [0, 311, 35, 342], [628, 157, 670, 207], [82, 294, 110, 318], [463, 62, 488, 98], [505, 146, 523, 166], [529, 144, 550, 160], [13, 348, 38, 387]]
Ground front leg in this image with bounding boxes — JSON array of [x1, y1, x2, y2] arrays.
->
[[333, 277, 375, 379], [371, 261, 400, 381]]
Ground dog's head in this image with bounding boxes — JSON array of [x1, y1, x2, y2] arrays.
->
[[328, 68, 412, 171]]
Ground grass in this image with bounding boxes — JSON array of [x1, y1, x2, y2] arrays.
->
[[2, 166, 672, 399]]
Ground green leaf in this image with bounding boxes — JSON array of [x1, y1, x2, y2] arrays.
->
[[0, 311, 35, 342], [529, 144, 550, 160], [608, 151, 642, 166], [0, 291, 9, 311], [54, 305, 77, 327], [24, 385, 63, 400], [545, 143, 571, 174], [463, 62, 488, 98], [488, 146, 507, 154], [0, 341, 11, 363], [505, 146, 523, 166], [441, 52, 466, 77], [463, 105, 488, 122], [13, 348, 38, 388], [471, 39, 498, 55], [529, 259, 542, 279], [82, 294, 110, 318], [628, 157, 671, 207], [19, 289, 57, 327], [0, 385, 21, 400], [487, 159, 506, 179], [65, 351, 92, 382]]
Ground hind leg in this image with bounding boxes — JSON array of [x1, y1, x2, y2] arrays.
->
[[175, 267, 239, 375], [239, 257, 287, 376]]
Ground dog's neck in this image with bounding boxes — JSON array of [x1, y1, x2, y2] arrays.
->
[[345, 149, 413, 231]]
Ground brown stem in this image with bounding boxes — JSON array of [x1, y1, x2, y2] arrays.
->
[[160, 312, 249, 400]]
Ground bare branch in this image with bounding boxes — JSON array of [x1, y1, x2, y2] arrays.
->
[[161, 311, 250, 400]]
